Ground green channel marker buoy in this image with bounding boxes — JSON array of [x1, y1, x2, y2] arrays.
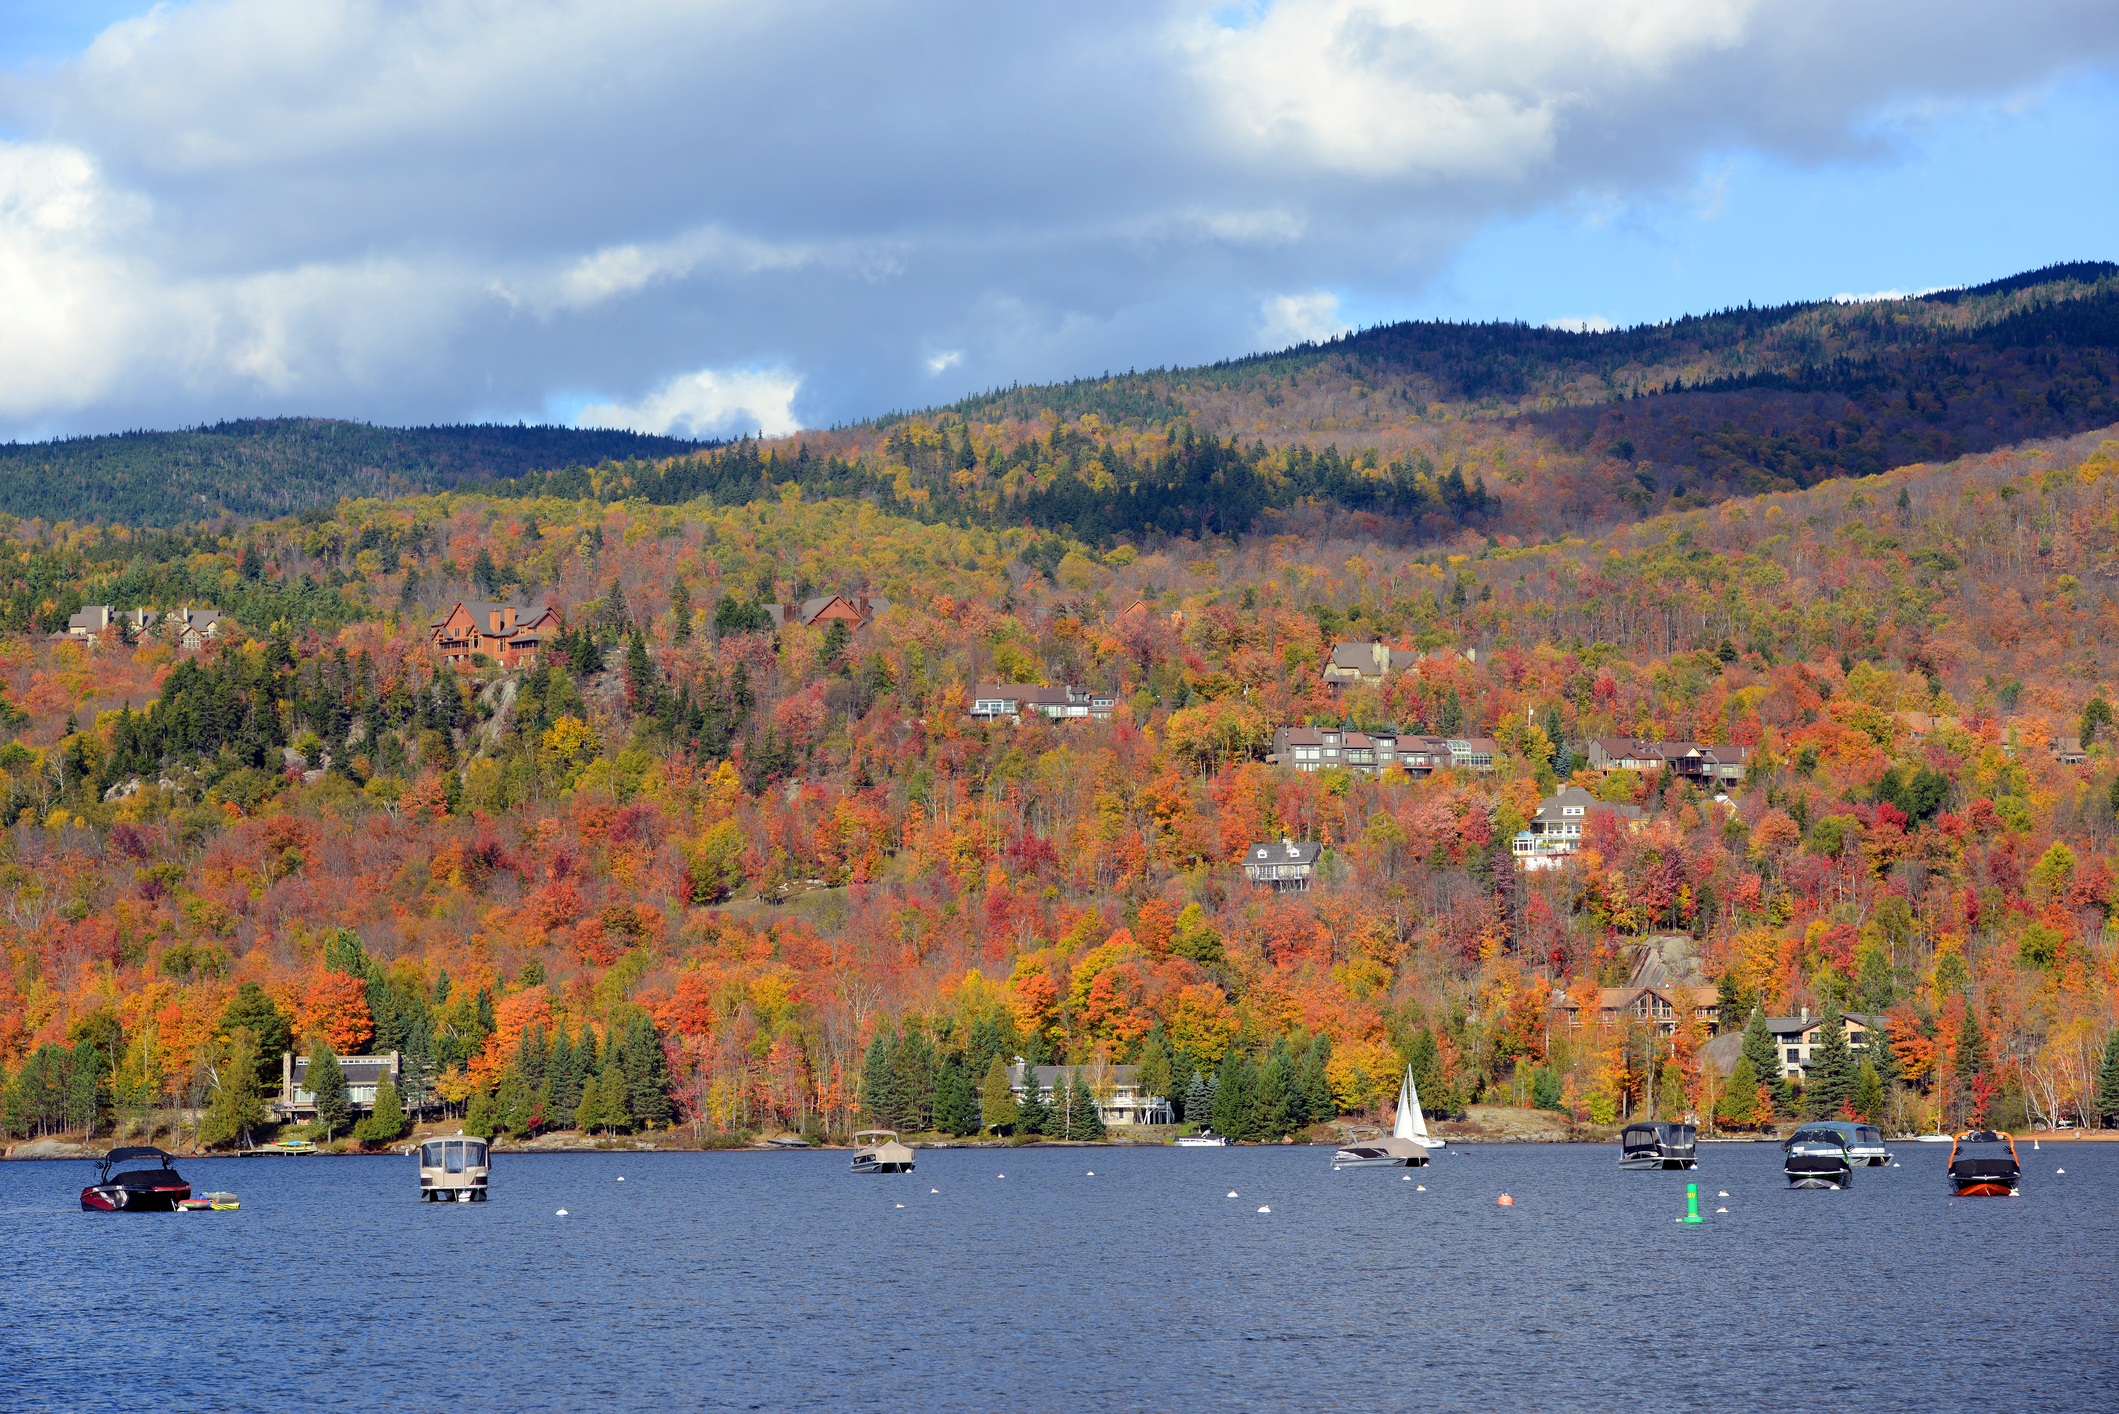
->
[[1683, 1183, 1704, 1224]]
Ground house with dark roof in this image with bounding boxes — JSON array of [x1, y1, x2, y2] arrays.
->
[[429, 599, 560, 669], [1241, 839, 1321, 892], [1270, 725, 1404, 774], [1321, 640, 1424, 689], [1550, 985, 1720, 1035], [1509, 784, 1645, 869], [970, 684, 1116, 721], [1759, 1009, 1883, 1079], [763, 594, 889, 629], [1587, 737, 1751, 784], [272, 1050, 403, 1121], [1006, 1063, 1172, 1126]]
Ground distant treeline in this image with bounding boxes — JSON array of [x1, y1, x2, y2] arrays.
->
[[0, 420, 714, 527]]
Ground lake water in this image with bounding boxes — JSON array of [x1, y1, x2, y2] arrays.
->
[[4, 1138, 2114, 1412]]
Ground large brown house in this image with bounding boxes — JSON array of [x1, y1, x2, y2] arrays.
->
[[429, 599, 561, 669]]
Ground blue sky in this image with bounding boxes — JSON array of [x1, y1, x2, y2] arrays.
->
[[0, 1, 2114, 440]]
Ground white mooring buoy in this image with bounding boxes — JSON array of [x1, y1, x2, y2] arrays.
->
[[1257, 1206, 1270, 1213]]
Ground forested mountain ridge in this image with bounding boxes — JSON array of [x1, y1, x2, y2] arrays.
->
[[501, 263, 2119, 549], [3, 411, 2119, 1150], [0, 420, 711, 528]]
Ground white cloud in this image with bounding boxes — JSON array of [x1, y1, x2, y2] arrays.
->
[[926, 350, 962, 374], [576, 366, 802, 439], [1545, 316, 1617, 333], [0, 1, 2114, 436], [1259, 291, 1351, 347]]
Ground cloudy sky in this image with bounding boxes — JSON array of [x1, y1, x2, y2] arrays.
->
[[2, 0, 2116, 442]]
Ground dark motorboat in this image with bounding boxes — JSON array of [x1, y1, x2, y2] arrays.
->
[[1946, 1130, 2022, 1197], [81, 1146, 192, 1212], [1784, 1120, 1891, 1166], [1783, 1129, 1855, 1189], [1618, 1122, 1698, 1170]]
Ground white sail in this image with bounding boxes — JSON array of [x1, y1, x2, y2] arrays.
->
[[1392, 1067, 1418, 1140]]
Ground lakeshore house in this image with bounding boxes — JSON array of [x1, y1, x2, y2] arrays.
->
[[1241, 838, 1321, 893], [1759, 1009, 1882, 1079], [1268, 725, 1493, 776], [970, 684, 1118, 722], [1006, 1063, 1172, 1127], [1509, 785, 1645, 870], [272, 1050, 403, 1123], [428, 599, 561, 670]]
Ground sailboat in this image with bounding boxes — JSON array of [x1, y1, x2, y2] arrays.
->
[[1332, 1067, 1441, 1169]]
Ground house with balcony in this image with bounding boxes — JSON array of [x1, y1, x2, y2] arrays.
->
[[1588, 737, 1751, 784], [1241, 839, 1321, 892], [762, 593, 890, 629], [970, 684, 1117, 722], [1006, 1063, 1172, 1127], [1271, 725, 1403, 775], [1550, 985, 1720, 1036], [1321, 640, 1424, 690], [272, 1050, 403, 1122], [429, 599, 561, 670], [1509, 785, 1645, 870], [1760, 1008, 1882, 1079]]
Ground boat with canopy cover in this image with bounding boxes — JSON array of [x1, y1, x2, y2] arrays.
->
[[1946, 1130, 2021, 1197], [80, 1146, 192, 1212], [1332, 1068, 1434, 1169], [1618, 1122, 1698, 1170], [850, 1130, 916, 1174], [1783, 1128, 1855, 1189]]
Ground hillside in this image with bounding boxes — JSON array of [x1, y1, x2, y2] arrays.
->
[[3, 409, 2119, 1153], [0, 420, 711, 527]]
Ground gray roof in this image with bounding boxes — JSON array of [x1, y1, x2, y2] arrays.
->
[[1245, 840, 1321, 865]]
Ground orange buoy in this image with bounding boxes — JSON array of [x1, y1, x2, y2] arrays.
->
[[1497, 1193, 1514, 1207]]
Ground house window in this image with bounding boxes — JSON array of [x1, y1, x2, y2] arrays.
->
[[1786, 1048, 1800, 1063]]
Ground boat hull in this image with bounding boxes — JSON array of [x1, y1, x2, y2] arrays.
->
[[1951, 1180, 2018, 1197], [850, 1159, 914, 1174], [1786, 1174, 1851, 1190], [81, 1179, 191, 1212], [1618, 1157, 1698, 1170]]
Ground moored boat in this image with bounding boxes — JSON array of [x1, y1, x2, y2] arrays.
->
[[1946, 1130, 2021, 1197], [1174, 1130, 1232, 1147], [850, 1130, 916, 1173], [1618, 1121, 1698, 1170], [240, 1138, 318, 1157], [1784, 1120, 1891, 1167], [81, 1146, 192, 1212], [1333, 1067, 1434, 1169], [417, 1134, 491, 1201], [1782, 1128, 1855, 1188]]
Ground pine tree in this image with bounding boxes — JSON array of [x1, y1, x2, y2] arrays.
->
[[218, 982, 292, 1090], [1069, 1074, 1105, 1140], [550, 1028, 580, 1116], [604, 577, 630, 633], [1715, 1055, 1758, 1128], [860, 1027, 900, 1128], [978, 1057, 1018, 1135], [669, 579, 693, 644], [893, 1028, 937, 1133], [623, 1016, 673, 1130], [1212, 1050, 1252, 1141], [573, 1070, 608, 1136], [1254, 1040, 1292, 1139], [1184, 1069, 1213, 1129], [599, 1062, 633, 1134], [2098, 1029, 2119, 1128], [1135, 1032, 1173, 1123], [200, 1026, 266, 1148], [1016, 1068, 1049, 1135], [305, 1040, 352, 1141], [1303, 1037, 1333, 1122], [1805, 1006, 1856, 1118], [1852, 1061, 1886, 1125], [356, 1078, 407, 1145], [1740, 1009, 1790, 1114], [934, 1056, 973, 1136]]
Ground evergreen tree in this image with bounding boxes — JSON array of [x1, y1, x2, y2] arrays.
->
[[1135, 1031, 1173, 1123], [1406, 1029, 1444, 1115], [550, 1028, 580, 1116], [465, 1086, 499, 1139], [1715, 1055, 1759, 1128], [1532, 1065, 1563, 1113], [892, 1028, 937, 1132], [932, 1056, 972, 1136], [305, 1040, 352, 1141], [218, 983, 292, 1090], [604, 577, 631, 634], [978, 1057, 1018, 1135], [1016, 1068, 1050, 1135], [1955, 998, 1991, 1122], [860, 1027, 900, 1128], [1184, 1069, 1214, 1129], [1254, 1039, 1293, 1139], [1303, 1037, 1333, 1122], [598, 1061, 634, 1134], [200, 1026, 266, 1148], [2098, 1029, 2119, 1128], [1851, 1061, 1886, 1125], [356, 1078, 407, 1145], [1805, 1006, 1856, 1118], [1068, 1073, 1106, 1140], [622, 1016, 673, 1130], [669, 579, 693, 645], [66, 1045, 102, 1137], [1740, 1009, 1791, 1115]]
